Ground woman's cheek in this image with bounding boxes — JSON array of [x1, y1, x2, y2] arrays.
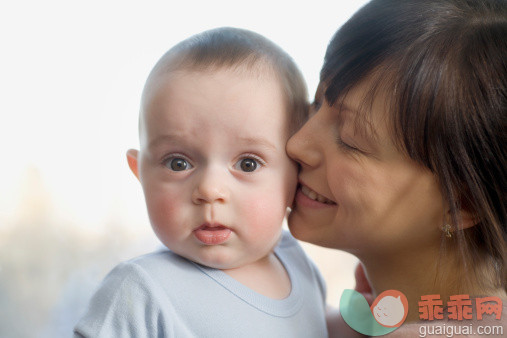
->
[[329, 157, 376, 201]]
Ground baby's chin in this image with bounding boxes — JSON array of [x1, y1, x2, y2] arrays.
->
[[169, 248, 247, 271]]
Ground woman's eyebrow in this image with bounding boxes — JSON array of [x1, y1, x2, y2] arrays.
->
[[337, 102, 381, 150]]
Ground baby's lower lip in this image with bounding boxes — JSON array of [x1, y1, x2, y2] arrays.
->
[[193, 224, 231, 245]]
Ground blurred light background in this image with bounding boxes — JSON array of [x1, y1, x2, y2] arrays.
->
[[0, 0, 368, 336]]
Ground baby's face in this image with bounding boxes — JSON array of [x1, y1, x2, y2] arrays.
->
[[131, 67, 297, 269]]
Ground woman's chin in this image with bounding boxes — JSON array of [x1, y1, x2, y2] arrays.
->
[[288, 210, 325, 245], [287, 210, 308, 239]]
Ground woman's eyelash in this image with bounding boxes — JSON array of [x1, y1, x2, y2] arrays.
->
[[336, 137, 362, 153]]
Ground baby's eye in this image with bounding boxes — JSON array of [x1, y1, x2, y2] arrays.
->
[[164, 157, 193, 171], [240, 158, 257, 172], [234, 156, 264, 173]]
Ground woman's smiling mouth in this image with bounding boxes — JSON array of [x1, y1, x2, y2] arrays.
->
[[299, 184, 336, 205]]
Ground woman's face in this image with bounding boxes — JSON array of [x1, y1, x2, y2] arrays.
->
[[286, 80, 445, 257]]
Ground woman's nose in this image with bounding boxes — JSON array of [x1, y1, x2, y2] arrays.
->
[[286, 114, 322, 168], [191, 167, 229, 205]]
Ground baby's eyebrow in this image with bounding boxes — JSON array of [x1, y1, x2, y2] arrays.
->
[[147, 134, 186, 149], [236, 136, 278, 152], [146, 134, 278, 152]]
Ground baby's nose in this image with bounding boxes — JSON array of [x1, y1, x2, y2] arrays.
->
[[191, 167, 229, 204]]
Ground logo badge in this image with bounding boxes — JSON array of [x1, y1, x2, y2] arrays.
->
[[340, 289, 408, 336]]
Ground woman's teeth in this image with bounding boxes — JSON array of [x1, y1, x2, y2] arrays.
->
[[301, 185, 334, 204]]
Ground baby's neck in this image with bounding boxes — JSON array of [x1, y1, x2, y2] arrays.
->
[[223, 252, 291, 299]]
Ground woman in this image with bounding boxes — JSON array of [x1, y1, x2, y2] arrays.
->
[[287, 0, 506, 334]]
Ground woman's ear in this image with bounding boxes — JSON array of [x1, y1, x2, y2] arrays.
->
[[458, 209, 478, 230], [126, 149, 140, 180], [447, 208, 477, 230]]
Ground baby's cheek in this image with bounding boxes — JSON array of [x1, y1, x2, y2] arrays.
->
[[145, 191, 183, 236], [239, 189, 287, 235]]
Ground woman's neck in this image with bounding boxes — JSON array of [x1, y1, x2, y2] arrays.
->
[[359, 246, 505, 323]]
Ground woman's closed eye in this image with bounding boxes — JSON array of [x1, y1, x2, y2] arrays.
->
[[336, 137, 365, 154]]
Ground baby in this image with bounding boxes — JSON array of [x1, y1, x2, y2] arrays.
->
[[74, 27, 327, 337]]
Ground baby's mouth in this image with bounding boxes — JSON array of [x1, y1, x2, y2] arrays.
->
[[193, 223, 232, 245], [197, 223, 228, 231], [300, 184, 336, 205]]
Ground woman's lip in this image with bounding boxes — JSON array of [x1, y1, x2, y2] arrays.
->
[[298, 182, 336, 204], [294, 183, 337, 209], [193, 223, 231, 245]]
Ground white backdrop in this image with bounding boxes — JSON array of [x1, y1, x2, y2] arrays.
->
[[0, 1, 367, 336]]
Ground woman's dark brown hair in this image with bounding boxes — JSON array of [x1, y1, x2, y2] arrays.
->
[[321, 0, 506, 290]]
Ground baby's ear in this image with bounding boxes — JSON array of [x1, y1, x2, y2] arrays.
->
[[126, 149, 140, 180]]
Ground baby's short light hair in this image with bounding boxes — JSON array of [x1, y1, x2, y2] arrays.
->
[[143, 27, 308, 134]]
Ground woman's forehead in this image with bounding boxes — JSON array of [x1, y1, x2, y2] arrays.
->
[[321, 78, 392, 141]]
